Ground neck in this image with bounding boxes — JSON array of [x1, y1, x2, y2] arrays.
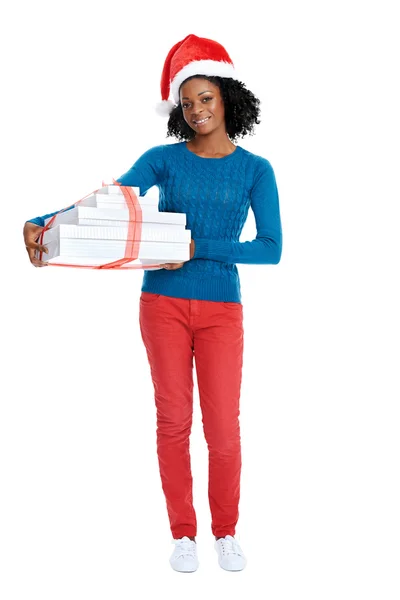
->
[[188, 128, 235, 155]]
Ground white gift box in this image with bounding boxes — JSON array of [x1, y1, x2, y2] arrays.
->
[[80, 193, 159, 210], [44, 206, 186, 227], [80, 185, 159, 210], [43, 223, 191, 243], [38, 224, 190, 266], [96, 185, 140, 196]]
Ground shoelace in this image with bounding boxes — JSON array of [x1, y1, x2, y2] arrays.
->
[[217, 535, 243, 556], [172, 537, 197, 559]]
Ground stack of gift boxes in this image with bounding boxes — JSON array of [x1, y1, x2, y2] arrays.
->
[[37, 185, 191, 269]]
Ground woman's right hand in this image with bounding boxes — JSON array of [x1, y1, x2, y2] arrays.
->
[[23, 222, 49, 267]]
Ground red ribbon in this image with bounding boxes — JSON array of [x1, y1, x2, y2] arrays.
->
[[38, 180, 163, 270]]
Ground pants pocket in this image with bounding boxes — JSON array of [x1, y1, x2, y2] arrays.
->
[[140, 292, 162, 305]]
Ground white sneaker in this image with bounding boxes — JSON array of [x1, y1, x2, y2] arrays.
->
[[169, 536, 199, 572], [214, 535, 247, 571]]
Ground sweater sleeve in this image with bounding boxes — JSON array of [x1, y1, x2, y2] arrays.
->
[[115, 144, 165, 193], [25, 145, 165, 227], [192, 158, 282, 264]]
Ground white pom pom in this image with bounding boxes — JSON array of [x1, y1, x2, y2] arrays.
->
[[155, 99, 175, 117]]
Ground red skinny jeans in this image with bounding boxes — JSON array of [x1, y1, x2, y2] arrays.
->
[[139, 291, 244, 539]]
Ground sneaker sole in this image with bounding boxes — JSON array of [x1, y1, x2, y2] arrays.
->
[[170, 563, 199, 572]]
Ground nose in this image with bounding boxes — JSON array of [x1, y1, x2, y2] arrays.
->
[[192, 101, 205, 118]]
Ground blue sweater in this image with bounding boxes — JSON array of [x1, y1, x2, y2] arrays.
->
[[27, 142, 282, 302]]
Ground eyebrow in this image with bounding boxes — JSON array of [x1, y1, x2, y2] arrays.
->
[[181, 90, 213, 100]]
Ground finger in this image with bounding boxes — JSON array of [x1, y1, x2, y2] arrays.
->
[[25, 245, 35, 262], [26, 245, 48, 266], [31, 257, 48, 267], [26, 241, 48, 253], [161, 262, 184, 269]]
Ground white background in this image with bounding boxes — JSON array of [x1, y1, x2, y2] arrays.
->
[[1, 0, 399, 598]]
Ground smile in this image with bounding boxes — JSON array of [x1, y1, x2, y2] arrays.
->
[[193, 116, 211, 125]]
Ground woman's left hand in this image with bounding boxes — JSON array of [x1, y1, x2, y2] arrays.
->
[[161, 262, 184, 270], [161, 239, 195, 270]]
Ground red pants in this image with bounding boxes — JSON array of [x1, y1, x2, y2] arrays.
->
[[139, 291, 244, 539]]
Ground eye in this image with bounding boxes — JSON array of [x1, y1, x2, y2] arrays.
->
[[182, 97, 213, 109]]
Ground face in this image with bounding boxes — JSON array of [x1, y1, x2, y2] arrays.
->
[[179, 77, 226, 136]]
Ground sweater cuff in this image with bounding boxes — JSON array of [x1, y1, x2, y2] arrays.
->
[[26, 217, 44, 227], [192, 238, 210, 260], [192, 238, 233, 261]]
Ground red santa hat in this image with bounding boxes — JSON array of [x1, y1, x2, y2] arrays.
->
[[155, 34, 239, 117]]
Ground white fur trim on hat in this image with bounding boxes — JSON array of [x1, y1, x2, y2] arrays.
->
[[155, 99, 175, 117], [170, 59, 238, 104]]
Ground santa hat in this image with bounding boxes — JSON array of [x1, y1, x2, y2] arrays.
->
[[155, 34, 239, 117]]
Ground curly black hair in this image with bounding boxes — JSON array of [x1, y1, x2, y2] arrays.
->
[[166, 75, 261, 143]]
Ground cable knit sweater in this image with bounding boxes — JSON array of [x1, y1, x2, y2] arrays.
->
[[27, 141, 282, 302]]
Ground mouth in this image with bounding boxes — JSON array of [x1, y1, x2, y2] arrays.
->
[[192, 116, 211, 126]]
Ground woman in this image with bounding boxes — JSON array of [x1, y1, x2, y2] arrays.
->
[[23, 34, 283, 573]]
